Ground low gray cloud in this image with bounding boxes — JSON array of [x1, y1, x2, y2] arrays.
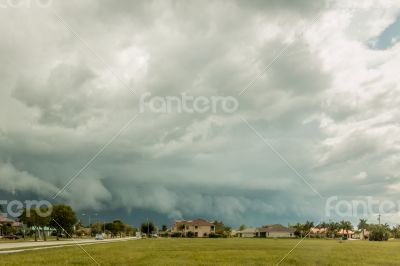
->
[[1, 0, 400, 226]]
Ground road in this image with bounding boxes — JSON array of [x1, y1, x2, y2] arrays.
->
[[0, 237, 137, 254]]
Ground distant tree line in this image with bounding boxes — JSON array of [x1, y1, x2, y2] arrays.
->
[[17, 204, 136, 241]]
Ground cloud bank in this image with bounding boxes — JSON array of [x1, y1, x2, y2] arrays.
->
[[1, 0, 400, 226]]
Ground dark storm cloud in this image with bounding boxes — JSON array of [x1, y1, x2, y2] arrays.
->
[[1, 0, 400, 226]]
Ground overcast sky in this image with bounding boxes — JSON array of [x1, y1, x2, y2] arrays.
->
[[1, 0, 400, 227]]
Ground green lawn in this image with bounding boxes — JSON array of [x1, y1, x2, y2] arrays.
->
[[1, 238, 400, 265]]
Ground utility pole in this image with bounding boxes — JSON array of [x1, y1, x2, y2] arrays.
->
[[378, 214, 381, 225], [147, 218, 150, 237]]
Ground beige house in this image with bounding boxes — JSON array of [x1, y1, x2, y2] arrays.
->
[[257, 224, 295, 238], [172, 219, 215, 237], [358, 229, 370, 240]]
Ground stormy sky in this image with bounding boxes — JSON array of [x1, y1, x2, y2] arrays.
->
[[1, 0, 400, 227]]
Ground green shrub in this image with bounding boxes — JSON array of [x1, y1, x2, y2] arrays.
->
[[368, 225, 390, 241], [171, 232, 182, 238]]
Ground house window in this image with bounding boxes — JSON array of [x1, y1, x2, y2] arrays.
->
[[211, 226, 215, 231], [195, 226, 198, 229], [203, 233, 207, 237], [195, 232, 198, 237]]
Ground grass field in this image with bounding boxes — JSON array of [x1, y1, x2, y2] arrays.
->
[[1, 238, 400, 265]]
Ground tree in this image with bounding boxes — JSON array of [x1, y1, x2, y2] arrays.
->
[[293, 223, 304, 238], [19, 207, 51, 241], [36, 207, 51, 241], [105, 220, 128, 237], [91, 222, 104, 235], [162, 225, 168, 232], [140, 221, 156, 236], [239, 224, 247, 231], [19, 209, 37, 241], [327, 222, 339, 238], [49, 205, 77, 240], [340, 220, 353, 239], [358, 219, 368, 239], [125, 225, 135, 236], [318, 222, 328, 229], [213, 220, 231, 236], [368, 224, 390, 241], [317, 222, 329, 238], [392, 225, 400, 239], [178, 223, 186, 237], [304, 221, 314, 237], [113, 220, 125, 237]]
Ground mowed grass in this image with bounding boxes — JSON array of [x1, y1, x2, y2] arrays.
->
[[2, 238, 400, 265]]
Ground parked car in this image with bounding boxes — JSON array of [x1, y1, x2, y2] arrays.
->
[[3, 234, 20, 240], [95, 234, 104, 240]]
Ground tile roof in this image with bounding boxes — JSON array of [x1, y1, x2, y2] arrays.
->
[[258, 224, 295, 233], [237, 228, 257, 233], [0, 216, 15, 224], [310, 227, 327, 234], [174, 219, 214, 226]]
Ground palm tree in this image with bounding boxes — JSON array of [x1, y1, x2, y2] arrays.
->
[[304, 221, 314, 238], [357, 219, 368, 240], [178, 224, 185, 237], [318, 222, 328, 229], [340, 220, 353, 239], [318, 222, 328, 238], [293, 223, 304, 238]]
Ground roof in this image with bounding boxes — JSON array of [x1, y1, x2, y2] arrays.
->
[[310, 227, 327, 234], [0, 216, 15, 224], [12, 222, 22, 227], [258, 224, 295, 233], [237, 228, 257, 233], [174, 219, 214, 226], [337, 229, 355, 235]]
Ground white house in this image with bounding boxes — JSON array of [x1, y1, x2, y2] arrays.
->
[[236, 228, 257, 238]]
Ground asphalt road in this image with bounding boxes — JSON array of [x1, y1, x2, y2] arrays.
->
[[0, 237, 137, 254]]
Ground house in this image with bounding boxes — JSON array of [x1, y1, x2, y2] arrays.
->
[[256, 224, 295, 238], [356, 229, 370, 240], [0, 216, 14, 224], [0, 216, 23, 235], [236, 228, 257, 238], [337, 229, 355, 239], [310, 227, 327, 238], [172, 219, 215, 237], [360, 229, 370, 240]]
